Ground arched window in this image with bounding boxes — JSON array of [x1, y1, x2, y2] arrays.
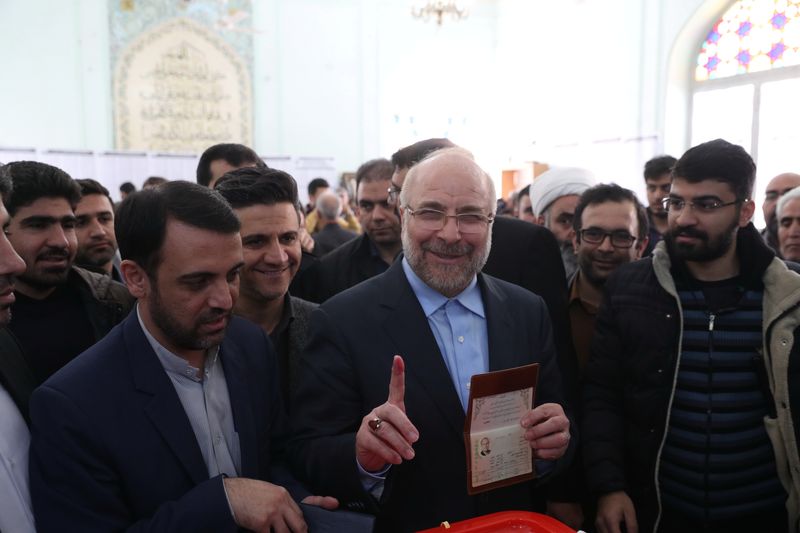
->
[[691, 0, 800, 216]]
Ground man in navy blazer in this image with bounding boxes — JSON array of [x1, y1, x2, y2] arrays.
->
[[29, 182, 333, 532], [290, 148, 574, 532]]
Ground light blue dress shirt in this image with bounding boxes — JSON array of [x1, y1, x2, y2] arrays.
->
[[359, 260, 489, 495], [358, 260, 552, 493], [0, 384, 34, 533], [401, 258, 488, 412]]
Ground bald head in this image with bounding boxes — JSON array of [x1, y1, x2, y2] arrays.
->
[[764, 172, 800, 222], [316, 191, 342, 222], [398, 146, 496, 297], [399, 147, 496, 213]]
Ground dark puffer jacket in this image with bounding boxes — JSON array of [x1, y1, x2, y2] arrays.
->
[[582, 224, 800, 532]]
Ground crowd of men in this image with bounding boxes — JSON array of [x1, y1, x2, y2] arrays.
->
[[0, 136, 799, 533]]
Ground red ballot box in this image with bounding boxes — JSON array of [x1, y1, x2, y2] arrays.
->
[[417, 511, 576, 533]]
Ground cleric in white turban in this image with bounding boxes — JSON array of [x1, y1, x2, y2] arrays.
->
[[529, 167, 596, 217]]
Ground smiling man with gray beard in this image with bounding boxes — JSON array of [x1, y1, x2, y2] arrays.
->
[[290, 147, 574, 532]]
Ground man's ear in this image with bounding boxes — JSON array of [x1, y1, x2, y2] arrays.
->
[[635, 235, 650, 259], [535, 214, 545, 226], [572, 234, 579, 254], [120, 259, 149, 300], [739, 199, 756, 227]]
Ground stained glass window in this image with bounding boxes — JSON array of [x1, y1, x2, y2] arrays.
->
[[696, 0, 800, 81]]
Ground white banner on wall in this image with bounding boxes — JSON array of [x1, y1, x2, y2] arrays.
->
[[0, 147, 335, 203]]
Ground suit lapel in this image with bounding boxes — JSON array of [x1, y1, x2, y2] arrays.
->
[[481, 275, 517, 372], [220, 339, 257, 478], [378, 262, 466, 438], [124, 314, 209, 485]]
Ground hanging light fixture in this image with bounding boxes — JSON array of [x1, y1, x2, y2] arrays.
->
[[411, 1, 469, 26]]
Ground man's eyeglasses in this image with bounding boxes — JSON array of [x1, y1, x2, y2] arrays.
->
[[405, 207, 494, 234], [661, 197, 743, 213], [579, 228, 637, 249]]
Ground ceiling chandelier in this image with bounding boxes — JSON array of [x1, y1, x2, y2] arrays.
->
[[411, 1, 469, 26]]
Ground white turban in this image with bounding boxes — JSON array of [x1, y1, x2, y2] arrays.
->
[[529, 167, 596, 216]]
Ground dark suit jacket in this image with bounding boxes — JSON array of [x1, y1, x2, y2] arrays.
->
[[483, 217, 575, 388], [29, 313, 289, 532], [289, 261, 576, 533], [309, 234, 387, 303], [312, 224, 358, 257], [483, 217, 566, 326]]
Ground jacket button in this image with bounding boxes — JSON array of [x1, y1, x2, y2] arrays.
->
[[657, 368, 663, 373], [649, 428, 655, 433], [666, 314, 672, 319]]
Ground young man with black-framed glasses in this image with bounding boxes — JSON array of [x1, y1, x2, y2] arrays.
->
[[569, 183, 649, 374], [584, 139, 800, 533]]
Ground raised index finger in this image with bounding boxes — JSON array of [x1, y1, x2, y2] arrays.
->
[[387, 355, 405, 410]]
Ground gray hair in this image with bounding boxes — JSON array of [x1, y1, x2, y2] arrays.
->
[[316, 190, 342, 220], [398, 146, 496, 214], [777, 186, 800, 219]]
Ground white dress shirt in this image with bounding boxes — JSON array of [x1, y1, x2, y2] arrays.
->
[[0, 384, 35, 533]]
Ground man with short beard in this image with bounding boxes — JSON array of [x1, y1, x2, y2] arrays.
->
[[569, 184, 649, 372], [549, 185, 649, 531], [642, 155, 677, 256], [312, 158, 402, 302], [29, 181, 337, 531], [584, 139, 800, 533], [74, 179, 122, 282], [0, 165, 35, 533], [3, 161, 132, 384], [290, 147, 573, 532]]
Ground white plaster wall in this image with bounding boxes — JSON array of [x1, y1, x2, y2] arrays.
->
[[0, 0, 729, 190], [491, 0, 713, 201], [0, 0, 113, 151]]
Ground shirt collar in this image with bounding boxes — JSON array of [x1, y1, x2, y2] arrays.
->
[[568, 271, 600, 315], [568, 272, 581, 304], [136, 304, 219, 382], [401, 257, 484, 318]]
